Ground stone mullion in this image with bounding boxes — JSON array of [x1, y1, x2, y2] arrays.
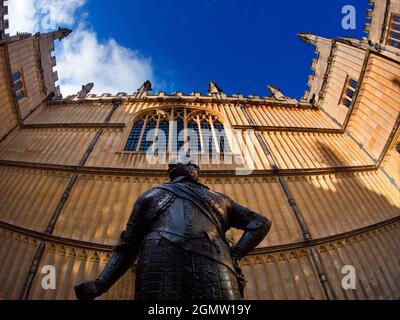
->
[[136, 114, 149, 152], [197, 116, 204, 154], [19, 101, 121, 300]]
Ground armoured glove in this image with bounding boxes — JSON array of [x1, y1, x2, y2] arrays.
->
[[74, 280, 104, 300]]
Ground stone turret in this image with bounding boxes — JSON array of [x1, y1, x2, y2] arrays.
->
[[364, 0, 388, 45], [298, 33, 334, 104], [364, 0, 400, 56], [36, 28, 72, 99]]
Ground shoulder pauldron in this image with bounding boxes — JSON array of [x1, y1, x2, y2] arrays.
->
[[145, 188, 176, 220]]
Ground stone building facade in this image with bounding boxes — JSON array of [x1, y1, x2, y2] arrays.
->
[[0, 0, 399, 300]]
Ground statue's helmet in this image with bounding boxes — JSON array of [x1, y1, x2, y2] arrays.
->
[[168, 154, 200, 181]]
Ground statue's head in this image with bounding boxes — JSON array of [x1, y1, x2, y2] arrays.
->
[[168, 154, 200, 182]]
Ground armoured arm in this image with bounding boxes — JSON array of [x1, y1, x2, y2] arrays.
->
[[228, 201, 272, 260], [95, 229, 144, 294], [75, 192, 151, 300]]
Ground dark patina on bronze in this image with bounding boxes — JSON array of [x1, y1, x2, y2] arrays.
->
[[75, 156, 272, 300]]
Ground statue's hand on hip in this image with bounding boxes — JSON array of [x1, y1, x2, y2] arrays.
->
[[74, 280, 103, 300]]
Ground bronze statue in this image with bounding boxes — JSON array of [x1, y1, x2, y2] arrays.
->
[[75, 156, 272, 300]]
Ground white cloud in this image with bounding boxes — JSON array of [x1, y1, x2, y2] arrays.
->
[[56, 25, 154, 96], [7, 0, 36, 34], [7, 0, 85, 34], [37, 0, 86, 28], [6, 0, 155, 96]]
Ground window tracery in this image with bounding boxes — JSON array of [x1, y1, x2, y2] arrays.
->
[[124, 107, 231, 155]]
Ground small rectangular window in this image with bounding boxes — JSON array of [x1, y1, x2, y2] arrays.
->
[[387, 14, 400, 48], [11, 69, 27, 102], [343, 98, 352, 108], [12, 71, 21, 82], [16, 91, 25, 101], [340, 77, 358, 109], [13, 81, 23, 91], [389, 39, 400, 48], [346, 89, 355, 98], [349, 80, 358, 89], [390, 31, 400, 40]]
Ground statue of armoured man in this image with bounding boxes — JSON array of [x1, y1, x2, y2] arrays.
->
[[75, 156, 272, 300]]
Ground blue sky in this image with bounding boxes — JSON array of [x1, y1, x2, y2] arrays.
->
[[8, 0, 369, 98]]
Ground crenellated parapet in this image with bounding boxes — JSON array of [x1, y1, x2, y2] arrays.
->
[[62, 80, 311, 110], [297, 33, 334, 104], [364, 0, 388, 45], [0, 27, 72, 121], [36, 28, 72, 99], [62, 89, 314, 108], [0, 0, 8, 40]]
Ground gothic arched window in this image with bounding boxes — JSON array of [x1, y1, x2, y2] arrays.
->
[[124, 119, 143, 152], [124, 107, 231, 155]]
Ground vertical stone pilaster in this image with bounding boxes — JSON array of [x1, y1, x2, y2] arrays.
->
[[240, 104, 336, 300], [20, 101, 122, 300]]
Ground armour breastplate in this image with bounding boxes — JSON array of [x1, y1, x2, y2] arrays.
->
[[151, 197, 221, 238]]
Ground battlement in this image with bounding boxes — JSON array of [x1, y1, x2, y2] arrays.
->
[[62, 82, 313, 109], [363, 0, 400, 47], [298, 33, 334, 103], [0, 0, 9, 40], [36, 28, 72, 99], [363, 0, 387, 44]]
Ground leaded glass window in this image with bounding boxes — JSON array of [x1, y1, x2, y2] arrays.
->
[[349, 79, 358, 90], [214, 121, 230, 153], [390, 31, 400, 40], [187, 120, 201, 153], [173, 118, 185, 153], [124, 120, 144, 152], [200, 120, 212, 153], [389, 39, 400, 48], [387, 14, 400, 49], [13, 81, 23, 91], [341, 77, 358, 109], [140, 120, 157, 152], [124, 107, 231, 155], [12, 71, 20, 82], [346, 89, 354, 99], [16, 91, 25, 101], [343, 98, 352, 108], [11, 70, 26, 102], [157, 120, 170, 153]]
